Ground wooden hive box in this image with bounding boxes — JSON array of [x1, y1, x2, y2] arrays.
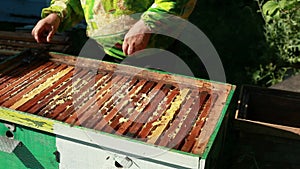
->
[[235, 85, 300, 139], [0, 50, 235, 169], [233, 85, 300, 169]]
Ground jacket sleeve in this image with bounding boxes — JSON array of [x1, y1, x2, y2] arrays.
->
[[41, 0, 84, 31], [141, 0, 196, 30]]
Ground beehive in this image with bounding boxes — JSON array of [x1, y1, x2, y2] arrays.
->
[[0, 50, 235, 169]]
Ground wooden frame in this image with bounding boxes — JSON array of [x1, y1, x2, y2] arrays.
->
[[0, 51, 235, 168]]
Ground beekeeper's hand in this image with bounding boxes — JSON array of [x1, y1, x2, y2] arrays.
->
[[32, 13, 60, 43], [123, 20, 151, 56]]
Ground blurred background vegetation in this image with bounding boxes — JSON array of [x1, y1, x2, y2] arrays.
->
[[254, 0, 300, 86], [184, 0, 299, 87], [181, 0, 267, 86]]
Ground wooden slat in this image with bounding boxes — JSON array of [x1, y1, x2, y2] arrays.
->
[[102, 81, 155, 134], [0, 50, 234, 156], [128, 85, 170, 137], [158, 90, 199, 147], [63, 74, 119, 128], [40, 69, 94, 118], [147, 89, 190, 144], [0, 62, 55, 105], [49, 52, 231, 92], [0, 49, 33, 72], [137, 89, 179, 139], [27, 69, 88, 114], [61, 73, 106, 124], [65, 75, 128, 125], [113, 82, 156, 133], [93, 79, 147, 131], [171, 91, 209, 150], [46, 70, 97, 119], [0, 31, 68, 44], [59, 72, 113, 123], [0, 49, 20, 55], [0, 60, 46, 90], [16, 69, 74, 112], [9, 65, 73, 109], [0, 39, 67, 52], [180, 92, 212, 152], [55, 71, 98, 121]]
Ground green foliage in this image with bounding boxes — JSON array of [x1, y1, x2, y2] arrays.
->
[[252, 62, 294, 85], [253, 0, 300, 86], [187, 0, 266, 85]]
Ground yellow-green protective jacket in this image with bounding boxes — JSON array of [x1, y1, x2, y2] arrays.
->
[[42, 0, 196, 59]]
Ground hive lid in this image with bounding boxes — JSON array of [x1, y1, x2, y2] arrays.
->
[[235, 85, 300, 140]]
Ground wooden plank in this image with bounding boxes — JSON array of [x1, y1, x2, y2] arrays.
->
[[137, 88, 179, 139], [27, 69, 87, 115], [9, 65, 73, 109], [171, 91, 208, 150], [234, 118, 300, 140], [0, 62, 24, 82], [0, 107, 54, 133], [0, 49, 32, 71], [0, 49, 20, 55], [192, 91, 228, 155], [48, 52, 231, 92], [0, 62, 55, 105], [64, 75, 127, 125], [128, 85, 170, 137], [64, 74, 119, 128], [115, 82, 163, 135], [40, 69, 93, 118], [0, 39, 67, 52], [61, 73, 106, 125], [48, 70, 90, 121], [158, 90, 199, 147], [0, 60, 46, 90], [0, 31, 68, 44], [17, 69, 74, 112], [93, 79, 147, 131], [180, 91, 210, 152], [60, 72, 113, 123], [51, 71, 97, 117], [147, 89, 190, 144], [113, 81, 156, 134]]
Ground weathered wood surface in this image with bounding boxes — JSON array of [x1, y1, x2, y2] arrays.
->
[[0, 31, 68, 45], [0, 51, 235, 156]]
